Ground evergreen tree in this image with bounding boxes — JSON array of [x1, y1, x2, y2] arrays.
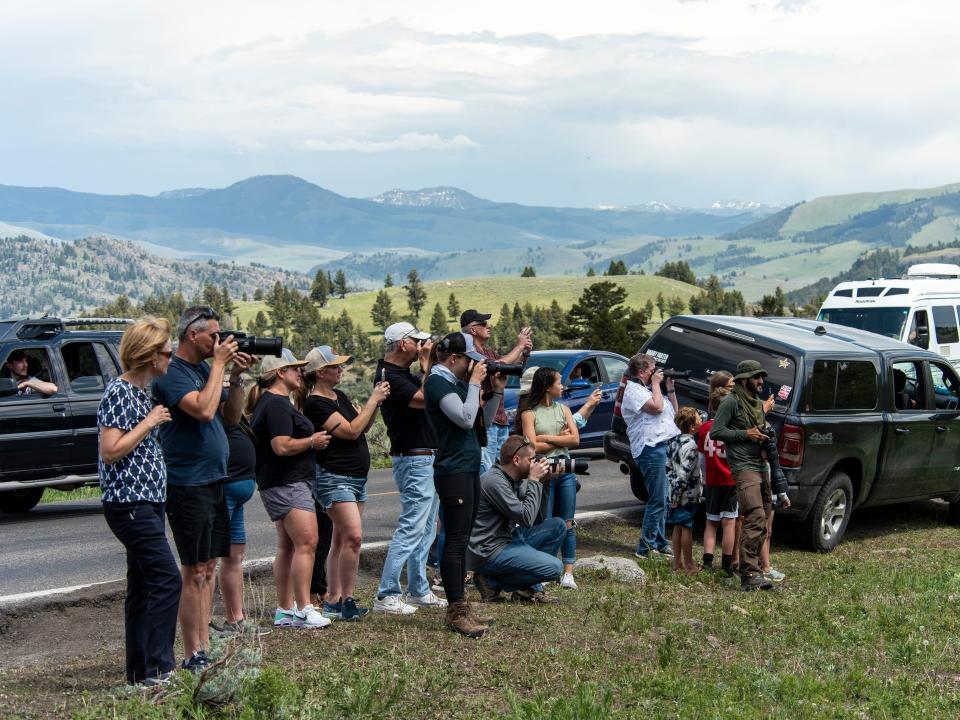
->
[[311, 269, 330, 307], [604, 260, 628, 276], [253, 287, 264, 302], [688, 275, 747, 316], [655, 261, 697, 285], [429, 302, 448, 336], [644, 298, 655, 320], [248, 310, 270, 335], [384, 273, 393, 288], [563, 281, 649, 356], [667, 296, 687, 317], [586, 267, 597, 277], [220, 285, 235, 319], [655, 292, 666, 321], [520, 265, 536, 277], [404, 268, 427, 320], [333, 270, 349, 299], [370, 290, 394, 329], [447, 292, 461, 320]]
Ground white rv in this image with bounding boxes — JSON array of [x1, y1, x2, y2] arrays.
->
[[817, 263, 960, 369]]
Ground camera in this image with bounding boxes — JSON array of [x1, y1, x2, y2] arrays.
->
[[535, 455, 590, 475], [218, 331, 283, 357], [484, 360, 525, 377], [661, 368, 692, 380]]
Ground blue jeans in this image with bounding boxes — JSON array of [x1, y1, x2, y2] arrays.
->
[[376, 455, 439, 598], [480, 423, 511, 476], [224, 478, 255, 545], [479, 518, 566, 592], [635, 442, 671, 554], [547, 471, 577, 565]]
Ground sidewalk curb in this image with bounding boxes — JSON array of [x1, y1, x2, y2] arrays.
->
[[0, 504, 643, 618]]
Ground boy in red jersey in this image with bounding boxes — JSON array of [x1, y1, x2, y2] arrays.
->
[[697, 378, 739, 576]]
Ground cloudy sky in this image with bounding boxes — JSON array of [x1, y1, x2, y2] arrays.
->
[[1, 1, 958, 207]]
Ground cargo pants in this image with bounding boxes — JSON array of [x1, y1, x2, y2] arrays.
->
[[734, 468, 772, 578]]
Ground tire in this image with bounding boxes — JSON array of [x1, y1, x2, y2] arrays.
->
[[629, 466, 649, 502], [803, 471, 853, 552], [948, 500, 960, 526], [0, 487, 44, 513]]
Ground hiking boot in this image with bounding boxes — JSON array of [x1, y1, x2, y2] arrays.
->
[[463, 600, 495, 627], [445, 600, 486, 638], [472, 572, 504, 603], [341, 597, 369, 621], [741, 574, 774, 592], [510, 589, 561, 604]]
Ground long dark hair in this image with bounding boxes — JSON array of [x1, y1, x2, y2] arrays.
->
[[513, 367, 559, 433]]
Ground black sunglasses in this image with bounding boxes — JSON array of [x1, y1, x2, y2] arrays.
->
[[512, 436, 532, 459], [182, 306, 220, 331]]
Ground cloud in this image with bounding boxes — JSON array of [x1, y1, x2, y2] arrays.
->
[[303, 132, 479, 153]]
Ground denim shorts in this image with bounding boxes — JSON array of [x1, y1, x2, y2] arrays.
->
[[668, 504, 696, 529], [313, 466, 368, 509], [224, 478, 256, 544]]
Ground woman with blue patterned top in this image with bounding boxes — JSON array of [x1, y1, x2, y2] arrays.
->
[[97, 316, 181, 687]]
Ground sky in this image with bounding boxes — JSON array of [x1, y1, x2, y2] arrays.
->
[[2, 0, 959, 208]]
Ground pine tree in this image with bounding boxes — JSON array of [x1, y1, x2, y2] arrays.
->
[[667, 296, 687, 317], [655, 292, 666, 321], [644, 298, 655, 320], [253, 288, 264, 301], [429, 302, 448, 336], [311, 269, 330, 307], [370, 290, 394, 329], [604, 260, 628, 276], [586, 267, 597, 277], [384, 273, 393, 288], [563, 281, 649, 356], [447, 292, 461, 320], [404, 268, 427, 320], [333, 270, 348, 299], [520, 265, 536, 277]]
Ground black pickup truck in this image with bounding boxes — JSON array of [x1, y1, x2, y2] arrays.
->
[[604, 315, 960, 551], [0, 317, 125, 512]]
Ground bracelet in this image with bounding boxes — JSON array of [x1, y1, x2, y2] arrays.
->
[[309, 436, 315, 450], [667, 390, 676, 395]]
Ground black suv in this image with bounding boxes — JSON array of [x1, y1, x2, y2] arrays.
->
[[605, 315, 960, 551], [0, 317, 126, 512]]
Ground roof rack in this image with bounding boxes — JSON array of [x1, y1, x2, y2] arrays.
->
[[61, 318, 134, 326]]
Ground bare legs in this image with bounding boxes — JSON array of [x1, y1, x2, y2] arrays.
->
[[325, 502, 364, 602], [273, 509, 318, 610]]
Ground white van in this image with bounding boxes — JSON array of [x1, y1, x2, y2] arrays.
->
[[817, 263, 960, 369]]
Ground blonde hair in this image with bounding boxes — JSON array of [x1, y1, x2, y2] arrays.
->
[[119, 316, 171, 372], [674, 406, 701, 434]]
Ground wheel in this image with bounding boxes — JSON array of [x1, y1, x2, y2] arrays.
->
[[803, 471, 853, 552], [0, 487, 44, 513], [629, 466, 648, 502]]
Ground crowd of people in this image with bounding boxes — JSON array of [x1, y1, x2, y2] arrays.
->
[[96, 306, 788, 686]]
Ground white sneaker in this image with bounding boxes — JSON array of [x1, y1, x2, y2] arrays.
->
[[294, 604, 332, 628], [373, 594, 418, 615], [404, 591, 448, 608], [559, 573, 578, 590]]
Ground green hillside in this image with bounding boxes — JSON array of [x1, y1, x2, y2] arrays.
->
[[234, 274, 700, 332]]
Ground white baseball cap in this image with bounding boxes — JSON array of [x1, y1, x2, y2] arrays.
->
[[259, 348, 307, 378], [303, 345, 353, 374], [384, 321, 431, 343]]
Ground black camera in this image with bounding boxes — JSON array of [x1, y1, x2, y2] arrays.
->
[[535, 455, 590, 476], [662, 368, 692, 380], [484, 360, 525, 377], [219, 331, 283, 357]]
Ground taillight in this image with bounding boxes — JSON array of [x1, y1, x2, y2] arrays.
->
[[779, 423, 804, 468], [613, 374, 629, 417]]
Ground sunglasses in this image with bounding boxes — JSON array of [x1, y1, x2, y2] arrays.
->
[[182, 306, 220, 332], [512, 436, 532, 459], [157, 350, 173, 359], [470, 321, 488, 328]]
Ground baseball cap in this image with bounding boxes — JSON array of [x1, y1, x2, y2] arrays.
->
[[460, 309, 492, 328], [303, 345, 354, 374], [734, 359, 768, 380], [259, 348, 307, 378], [517, 365, 540, 396], [436, 332, 477, 358], [384, 321, 430, 344], [460, 333, 486, 362]]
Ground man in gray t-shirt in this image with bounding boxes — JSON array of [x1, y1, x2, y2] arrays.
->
[[467, 435, 566, 603], [4, 349, 58, 396]]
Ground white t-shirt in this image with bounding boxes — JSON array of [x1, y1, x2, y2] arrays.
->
[[621, 381, 680, 457]]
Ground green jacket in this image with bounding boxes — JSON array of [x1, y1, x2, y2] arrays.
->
[[709, 393, 765, 473]]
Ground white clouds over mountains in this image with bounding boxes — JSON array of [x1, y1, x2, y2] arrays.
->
[[1, 1, 959, 207]]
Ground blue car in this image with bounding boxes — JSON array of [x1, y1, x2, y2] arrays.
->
[[503, 349, 630, 451]]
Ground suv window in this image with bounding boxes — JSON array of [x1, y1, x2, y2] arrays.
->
[[59, 341, 116, 394], [891, 361, 927, 411], [908, 311, 930, 349], [811, 359, 878, 411], [933, 305, 960, 344], [645, 325, 798, 404], [0, 347, 58, 400], [930, 362, 960, 411], [601, 356, 628, 383], [570, 358, 602, 384]]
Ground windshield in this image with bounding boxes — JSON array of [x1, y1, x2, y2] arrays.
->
[[504, 353, 572, 389], [817, 307, 909, 340]]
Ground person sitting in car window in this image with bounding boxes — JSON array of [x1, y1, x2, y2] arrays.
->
[[4, 349, 58, 396]]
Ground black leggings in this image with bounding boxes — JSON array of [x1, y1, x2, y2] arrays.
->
[[310, 503, 334, 596], [434, 472, 480, 603]]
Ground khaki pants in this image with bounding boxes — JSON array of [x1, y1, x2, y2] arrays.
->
[[734, 469, 771, 578]]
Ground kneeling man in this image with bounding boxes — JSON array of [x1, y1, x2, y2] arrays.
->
[[468, 435, 566, 603]]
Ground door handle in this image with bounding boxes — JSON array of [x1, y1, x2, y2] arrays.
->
[[895, 427, 910, 434], [936, 425, 948, 433], [52, 404, 66, 412]]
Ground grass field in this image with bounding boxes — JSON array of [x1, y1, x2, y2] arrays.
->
[[11, 502, 960, 719], [233, 274, 700, 332]]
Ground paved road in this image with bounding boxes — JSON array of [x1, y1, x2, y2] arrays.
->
[[0, 459, 638, 599]]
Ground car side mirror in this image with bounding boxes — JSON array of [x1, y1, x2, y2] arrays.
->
[[566, 378, 591, 393], [0, 378, 18, 398]]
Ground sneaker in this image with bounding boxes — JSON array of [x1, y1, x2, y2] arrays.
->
[[341, 597, 370, 620], [472, 572, 504, 603], [658, 545, 675, 558], [208, 619, 234, 638], [322, 601, 343, 621], [273, 606, 298, 627], [373, 594, 418, 615], [764, 568, 786, 583], [405, 591, 449, 608], [559, 572, 578, 590], [293, 604, 332, 628], [215, 619, 272, 637], [741, 574, 774, 592], [180, 651, 209, 674], [141, 670, 173, 687]]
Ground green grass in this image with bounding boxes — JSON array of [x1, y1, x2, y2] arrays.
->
[[234, 274, 700, 332], [40, 487, 101, 504], [11, 503, 960, 718]]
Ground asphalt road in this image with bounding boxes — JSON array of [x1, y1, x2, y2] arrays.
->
[[0, 459, 638, 599]]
